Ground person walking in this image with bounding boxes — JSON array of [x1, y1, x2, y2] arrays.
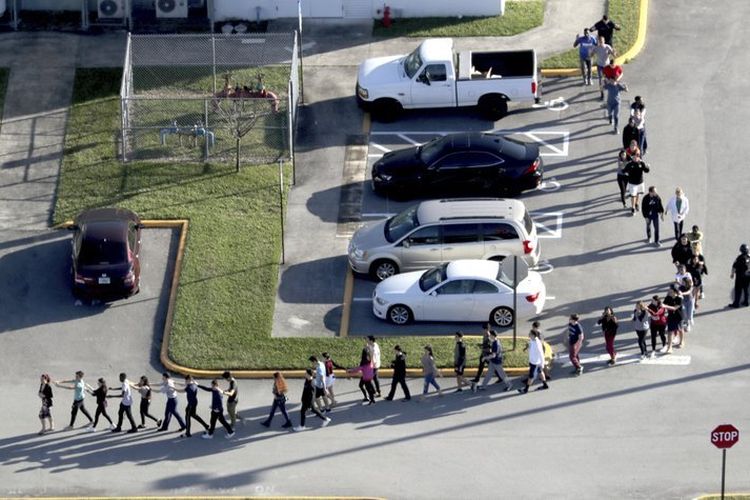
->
[[531, 321, 552, 381], [419, 345, 442, 400], [292, 369, 331, 432], [222, 371, 239, 427], [89, 378, 114, 432], [622, 117, 641, 151], [679, 276, 695, 341], [590, 14, 621, 46], [662, 286, 684, 353], [321, 352, 344, 410], [385, 345, 411, 402], [573, 28, 596, 85], [671, 234, 694, 268], [260, 372, 293, 429], [566, 314, 585, 375], [199, 379, 236, 439], [632, 301, 650, 359], [518, 330, 549, 393], [687, 253, 708, 307], [630, 106, 648, 155], [37, 374, 54, 435], [686, 225, 704, 257], [367, 336, 382, 397], [641, 186, 664, 246], [135, 376, 160, 429], [615, 150, 630, 208], [623, 152, 649, 214], [472, 331, 513, 392], [471, 324, 501, 385], [109, 373, 138, 433], [665, 187, 690, 241], [603, 78, 628, 133], [647, 295, 667, 356], [597, 307, 619, 365], [159, 372, 186, 432], [348, 356, 377, 405], [309, 356, 329, 413], [591, 36, 615, 98], [729, 243, 750, 308], [55, 371, 93, 430], [453, 332, 468, 392], [177, 375, 209, 438]]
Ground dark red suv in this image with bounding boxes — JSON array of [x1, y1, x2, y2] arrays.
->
[[70, 208, 143, 299]]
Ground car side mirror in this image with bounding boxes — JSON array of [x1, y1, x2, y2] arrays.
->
[[418, 73, 430, 85]]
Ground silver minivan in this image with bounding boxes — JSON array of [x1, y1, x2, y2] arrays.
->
[[348, 198, 541, 280]]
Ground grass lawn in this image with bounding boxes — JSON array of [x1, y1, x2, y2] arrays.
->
[[56, 68, 533, 371], [373, 1, 544, 38], [541, 0, 641, 69], [0, 68, 9, 126]]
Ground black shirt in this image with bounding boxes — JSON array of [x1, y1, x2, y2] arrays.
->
[[391, 352, 407, 377], [597, 315, 618, 334], [664, 295, 683, 321], [641, 193, 664, 218], [226, 377, 238, 403], [733, 254, 750, 278], [624, 160, 650, 184], [39, 384, 53, 407], [302, 379, 314, 405], [594, 19, 618, 44], [93, 386, 108, 405]]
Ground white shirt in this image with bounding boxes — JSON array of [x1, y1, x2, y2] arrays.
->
[[121, 381, 133, 406], [161, 379, 178, 399], [665, 195, 689, 222], [529, 338, 544, 366], [371, 343, 381, 369]]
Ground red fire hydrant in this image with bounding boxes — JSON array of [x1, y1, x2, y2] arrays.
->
[[382, 5, 392, 28]]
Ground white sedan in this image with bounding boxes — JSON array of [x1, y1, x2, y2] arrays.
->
[[372, 259, 546, 327]]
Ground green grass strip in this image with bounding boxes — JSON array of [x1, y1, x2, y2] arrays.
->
[[372, 1, 544, 38], [56, 68, 533, 370], [541, 0, 640, 69]]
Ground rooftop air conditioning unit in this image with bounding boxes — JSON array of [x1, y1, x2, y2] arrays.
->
[[98, 0, 124, 18], [156, 0, 188, 18]]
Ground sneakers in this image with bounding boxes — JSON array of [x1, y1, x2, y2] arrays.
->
[[63, 425, 74, 431], [127, 428, 138, 434], [86, 426, 96, 433], [292, 426, 306, 432], [156, 419, 163, 428], [201, 433, 213, 439], [517, 387, 528, 394], [607, 359, 616, 366], [109, 424, 115, 430], [321, 417, 331, 428], [535, 384, 550, 391], [454, 388, 463, 393], [111, 427, 122, 433], [260, 420, 270, 428], [137, 424, 145, 429], [179, 433, 191, 438], [470, 382, 477, 393], [504, 384, 513, 392], [384, 396, 393, 401], [225, 431, 235, 439], [650, 351, 656, 359]]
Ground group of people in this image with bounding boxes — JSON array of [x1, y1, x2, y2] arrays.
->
[[38, 370, 239, 439]]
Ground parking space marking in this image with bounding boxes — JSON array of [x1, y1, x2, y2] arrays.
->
[[560, 353, 692, 366], [353, 297, 373, 302], [530, 212, 563, 238], [368, 130, 569, 158], [362, 212, 395, 218]]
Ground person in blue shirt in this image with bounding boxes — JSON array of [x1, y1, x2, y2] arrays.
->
[[199, 379, 235, 439], [603, 79, 628, 133], [567, 314, 585, 375], [177, 374, 209, 438], [573, 28, 597, 85]]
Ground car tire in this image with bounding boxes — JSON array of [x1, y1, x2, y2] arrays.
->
[[372, 99, 403, 122], [490, 306, 514, 328], [370, 259, 399, 281], [387, 304, 413, 325], [478, 95, 508, 121]]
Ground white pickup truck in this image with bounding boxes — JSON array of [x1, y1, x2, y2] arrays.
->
[[356, 38, 539, 121]]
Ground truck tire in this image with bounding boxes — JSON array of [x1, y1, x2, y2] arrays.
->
[[479, 95, 508, 121], [372, 99, 403, 122]]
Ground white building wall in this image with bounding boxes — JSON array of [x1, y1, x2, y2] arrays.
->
[[376, 0, 504, 18]]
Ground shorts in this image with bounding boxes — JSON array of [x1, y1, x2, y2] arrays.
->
[[527, 363, 542, 380], [626, 183, 645, 196], [39, 405, 51, 419], [667, 316, 682, 332], [325, 375, 335, 388], [454, 364, 465, 375], [314, 386, 326, 398]]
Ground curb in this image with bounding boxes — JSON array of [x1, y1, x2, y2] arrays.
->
[[540, 0, 649, 77]]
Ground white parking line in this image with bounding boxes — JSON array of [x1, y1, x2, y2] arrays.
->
[[559, 353, 692, 367], [397, 133, 423, 146], [353, 297, 373, 302], [369, 142, 391, 154], [361, 212, 396, 218]]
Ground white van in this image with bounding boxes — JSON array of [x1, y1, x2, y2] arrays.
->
[[348, 198, 541, 280]]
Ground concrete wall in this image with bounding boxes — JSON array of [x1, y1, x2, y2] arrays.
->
[[374, 0, 504, 18]]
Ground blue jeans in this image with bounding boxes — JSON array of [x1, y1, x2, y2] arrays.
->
[[423, 374, 440, 395], [579, 57, 592, 82], [162, 397, 185, 430], [607, 101, 620, 129], [265, 397, 291, 424]]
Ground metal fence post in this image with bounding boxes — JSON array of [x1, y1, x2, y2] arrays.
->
[[278, 159, 285, 265], [288, 80, 296, 185], [211, 35, 217, 94], [204, 99, 210, 161]]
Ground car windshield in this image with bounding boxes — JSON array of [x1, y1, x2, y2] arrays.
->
[[403, 48, 423, 79], [385, 204, 419, 243], [418, 136, 445, 165], [419, 263, 448, 292], [78, 224, 127, 265], [522, 209, 534, 235]]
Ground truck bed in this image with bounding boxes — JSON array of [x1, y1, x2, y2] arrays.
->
[[458, 50, 536, 80]]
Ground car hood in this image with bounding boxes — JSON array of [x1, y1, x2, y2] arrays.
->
[[351, 219, 389, 249], [373, 147, 422, 175], [375, 270, 425, 296], [357, 55, 407, 90]]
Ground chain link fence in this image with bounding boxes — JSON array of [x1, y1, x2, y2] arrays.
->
[[120, 33, 299, 165]]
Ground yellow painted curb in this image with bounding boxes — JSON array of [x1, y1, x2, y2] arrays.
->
[[540, 0, 649, 77], [695, 495, 750, 500]]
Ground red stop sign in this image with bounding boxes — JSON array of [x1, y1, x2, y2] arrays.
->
[[711, 424, 740, 449]]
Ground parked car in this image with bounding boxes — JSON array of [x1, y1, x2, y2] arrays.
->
[[348, 198, 540, 281], [356, 38, 539, 121], [371, 132, 543, 198], [69, 208, 143, 299], [372, 259, 546, 327]]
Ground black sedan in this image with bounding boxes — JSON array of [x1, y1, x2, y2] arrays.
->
[[70, 208, 143, 299], [371, 132, 543, 198]]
